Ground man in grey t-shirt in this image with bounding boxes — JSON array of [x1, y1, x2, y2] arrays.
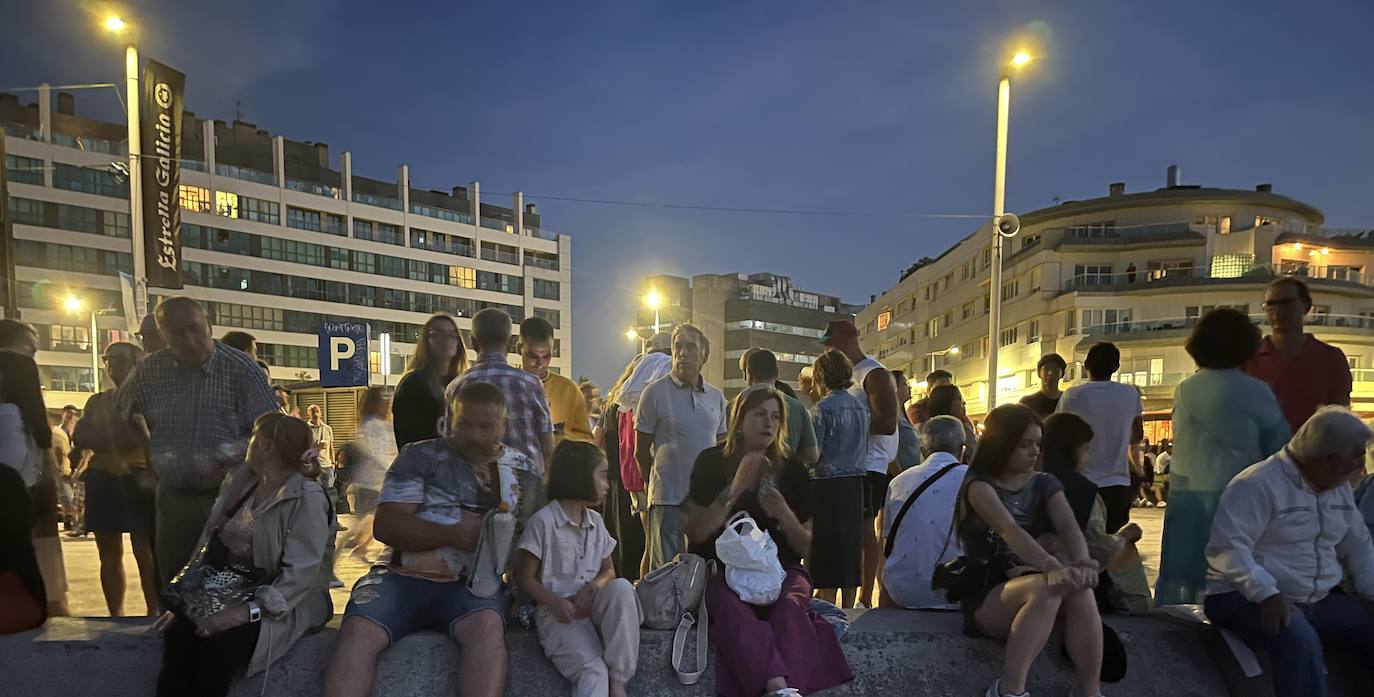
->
[[635, 323, 727, 571]]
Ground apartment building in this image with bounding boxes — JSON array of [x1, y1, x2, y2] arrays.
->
[[856, 167, 1374, 439], [634, 273, 857, 399], [2, 89, 571, 410]]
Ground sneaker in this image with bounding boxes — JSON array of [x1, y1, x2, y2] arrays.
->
[[328, 577, 346, 589], [765, 689, 803, 697], [1156, 500, 1167, 508], [986, 680, 1029, 697]]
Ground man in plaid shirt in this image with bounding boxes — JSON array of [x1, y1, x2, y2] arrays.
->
[[444, 308, 553, 514], [116, 297, 279, 585]]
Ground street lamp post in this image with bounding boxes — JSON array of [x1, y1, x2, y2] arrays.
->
[[926, 344, 960, 374], [985, 50, 1033, 412], [65, 296, 100, 393], [104, 16, 147, 318]]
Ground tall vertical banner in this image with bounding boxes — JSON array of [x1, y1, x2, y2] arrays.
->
[[141, 59, 185, 289]]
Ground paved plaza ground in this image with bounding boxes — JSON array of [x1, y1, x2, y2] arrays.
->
[[59, 506, 1170, 617]]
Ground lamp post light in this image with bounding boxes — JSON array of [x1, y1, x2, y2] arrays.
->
[[644, 291, 662, 334], [103, 15, 147, 318], [926, 344, 960, 373], [64, 296, 101, 393], [985, 49, 1034, 411], [379, 332, 391, 388]]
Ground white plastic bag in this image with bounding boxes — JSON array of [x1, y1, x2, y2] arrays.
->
[[715, 511, 785, 605]]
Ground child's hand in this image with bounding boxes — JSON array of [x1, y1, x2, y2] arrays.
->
[[572, 583, 600, 618], [551, 597, 578, 624]]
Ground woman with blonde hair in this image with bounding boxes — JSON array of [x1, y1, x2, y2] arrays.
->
[[684, 385, 852, 697], [391, 314, 467, 448]]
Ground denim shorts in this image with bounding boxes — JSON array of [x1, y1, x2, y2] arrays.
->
[[343, 566, 510, 645]]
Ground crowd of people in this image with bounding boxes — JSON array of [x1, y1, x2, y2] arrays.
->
[[1, 273, 1373, 697]]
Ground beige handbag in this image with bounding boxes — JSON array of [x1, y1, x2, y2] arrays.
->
[[635, 553, 711, 685]]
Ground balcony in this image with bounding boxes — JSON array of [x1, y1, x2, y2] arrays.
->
[[3, 122, 42, 140], [286, 178, 342, 200], [1052, 222, 1204, 247], [1062, 263, 1374, 295], [480, 216, 514, 233], [52, 133, 127, 155], [524, 226, 559, 241], [481, 248, 520, 265], [524, 254, 559, 271], [1078, 312, 1374, 345]]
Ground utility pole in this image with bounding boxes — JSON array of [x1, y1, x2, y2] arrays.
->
[[0, 134, 18, 318]]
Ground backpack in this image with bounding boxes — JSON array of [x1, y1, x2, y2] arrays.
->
[[635, 553, 711, 685]]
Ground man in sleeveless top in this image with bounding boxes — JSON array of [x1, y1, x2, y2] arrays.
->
[[822, 319, 899, 606]]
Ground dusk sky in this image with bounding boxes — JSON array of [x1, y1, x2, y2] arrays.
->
[[3, 0, 1371, 387]]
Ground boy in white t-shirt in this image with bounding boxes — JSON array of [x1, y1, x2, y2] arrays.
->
[[1056, 342, 1143, 532]]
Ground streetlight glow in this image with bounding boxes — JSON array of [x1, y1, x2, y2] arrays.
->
[[104, 16, 127, 32], [645, 291, 662, 309], [949, 345, 961, 355], [64, 296, 85, 313], [1010, 51, 1033, 68], [626, 329, 639, 340]]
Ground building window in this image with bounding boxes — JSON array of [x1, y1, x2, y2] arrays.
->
[[876, 309, 893, 331], [961, 300, 974, 321], [1209, 254, 1254, 279], [179, 185, 212, 213], [7, 197, 45, 225], [1068, 221, 1117, 239], [1065, 310, 1077, 336], [1082, 309, 1133, 335], [4, 154, 45, 185], [534, 308, 561, 329], [1001, 279, 1019, 301], [215, 191, 239, 218], [1030, 268, 1042, 293], [927, 317, 939, 338], [982, 248, 991, 269], [102, 211, 130, 238], [533, 278, 560, 300], [449, 266, 476, 289], [1027, 319, 1040, 343], [287, 206, 323, 232], [999, 326, 1018, 347], [57, 205, 99, 235], [241, 197, 280, 224], [53, 163, 128, 197], [1073, 264, 1114, 286]]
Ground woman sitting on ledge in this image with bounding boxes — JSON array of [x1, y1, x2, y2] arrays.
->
[[154, 413, 333, 697], [684, 385, 853, 697]]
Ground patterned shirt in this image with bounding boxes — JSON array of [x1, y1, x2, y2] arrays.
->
[[378, 438, 529, 581], [444, 352, 553, 476], [116, 341, 278, 491]]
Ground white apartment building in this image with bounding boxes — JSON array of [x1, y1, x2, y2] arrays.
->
[[2, 89, 571, 412], [857, 168, 1374, 441]]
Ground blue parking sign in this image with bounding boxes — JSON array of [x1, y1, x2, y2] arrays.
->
[[318, 321, 369, 387]]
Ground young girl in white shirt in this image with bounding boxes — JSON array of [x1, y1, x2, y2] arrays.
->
[[515, 441, 641, 697]]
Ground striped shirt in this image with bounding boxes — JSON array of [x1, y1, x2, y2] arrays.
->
[[444, 352, 553, 476], [116, 341, 279, 490]]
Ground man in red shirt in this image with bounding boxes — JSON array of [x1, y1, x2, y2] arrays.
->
[[1245, 277, 1352, 432]]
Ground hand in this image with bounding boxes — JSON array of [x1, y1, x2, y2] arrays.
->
[[1259, 594, 1293, 636], [728, 452, 768, 503], [148, 611, 177, 637], [1117, 523, 1143, 544], [449, 511, 484, 551], [550, 597, 578, 624], [1067, 566, 1099, 590], [1070, 557, 1101, 574], [758, 486, 794, 525], [194, 606, 246, 638], [572, 582, 601, 618]]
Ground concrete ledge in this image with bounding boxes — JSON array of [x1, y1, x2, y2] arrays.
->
[[1, 610, 1362, 696]]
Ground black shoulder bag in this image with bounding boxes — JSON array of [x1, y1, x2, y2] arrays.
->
[[883, 462, 962, 558]]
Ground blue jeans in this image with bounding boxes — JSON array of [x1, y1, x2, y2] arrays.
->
[[1205, 591, 1374, 697]]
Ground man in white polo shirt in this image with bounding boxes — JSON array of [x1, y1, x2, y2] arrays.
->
[[635, 323, 727, 571]]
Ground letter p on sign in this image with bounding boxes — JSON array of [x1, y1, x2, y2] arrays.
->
[[331, 337, 356, 370]]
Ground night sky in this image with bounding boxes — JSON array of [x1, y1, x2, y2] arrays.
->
[[3, 1, 1371, 388]]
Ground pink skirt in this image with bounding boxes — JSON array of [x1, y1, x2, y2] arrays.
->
[[706, 566, 853, 697]]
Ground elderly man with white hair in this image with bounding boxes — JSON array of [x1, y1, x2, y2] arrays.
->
[[1203, 406, 1374, 697], [879, 415, 969, 610]]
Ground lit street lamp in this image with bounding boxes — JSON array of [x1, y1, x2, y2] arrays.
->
[[64, 296, 101, 393], [644, 291, 662, 334], [927, 344, 960, 373], [985, 48, 1034, 411], [626, 328, 645, 355], [103, 15, 148, 318]]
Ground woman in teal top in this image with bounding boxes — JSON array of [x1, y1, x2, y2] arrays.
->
[[1154, 309, 1290, 606]]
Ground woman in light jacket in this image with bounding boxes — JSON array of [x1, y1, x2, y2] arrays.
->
[[154, 412, 333, 697], [1154, 309, 1290, 606]]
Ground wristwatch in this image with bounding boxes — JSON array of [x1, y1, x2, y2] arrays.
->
[[247, 601, 261, 624]]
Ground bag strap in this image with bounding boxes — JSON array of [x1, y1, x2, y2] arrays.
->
[[884, 462, 961, 558], [671, 560, 713, 685]]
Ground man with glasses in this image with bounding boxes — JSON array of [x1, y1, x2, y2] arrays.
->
[[1246, 277, 1352, 433]]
